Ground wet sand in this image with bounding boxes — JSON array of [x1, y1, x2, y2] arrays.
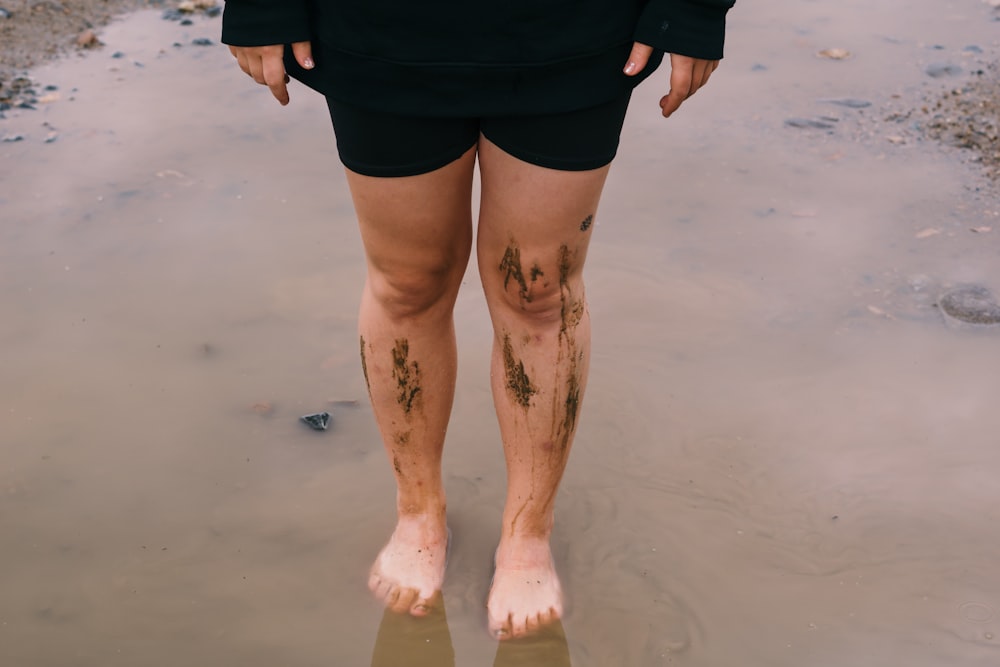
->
[[2, 1, 1000, 665]]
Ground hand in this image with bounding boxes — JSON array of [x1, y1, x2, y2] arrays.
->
[[623, 44, 720, 118], [228, 41, 314, 106]]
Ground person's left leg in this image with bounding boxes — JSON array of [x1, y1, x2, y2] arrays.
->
[[476, 134, 611, 639]]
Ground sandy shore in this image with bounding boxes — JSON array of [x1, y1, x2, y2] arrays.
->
[[2, 2, 1000, 666]]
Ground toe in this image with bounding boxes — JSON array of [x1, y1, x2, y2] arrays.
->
[[489, 612, 512, 640], [391, 588, 417, 614], [511, 613, 529, 638], [525, 613, 542, 634]]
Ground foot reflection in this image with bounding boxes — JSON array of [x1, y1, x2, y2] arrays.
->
[[492, 620, 572, 667], [370, 594, 454, 667], [369, 595, 571, 667]]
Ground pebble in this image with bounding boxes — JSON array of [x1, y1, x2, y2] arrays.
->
[[785, 118, 837, 130], [822, 98, 872, 109], [75, 29, 102, 49], [925, 63, 962, 78], [2, 134, 24, 142], [817, 48, 852, 60], [300, 412, 332, 431], [939, 285, 1000, 328], [0, 8, 11, 20], [192, 38, 213, 46]]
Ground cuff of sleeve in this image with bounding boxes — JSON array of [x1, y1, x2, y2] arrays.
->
[[633, 0, 730, 60], [222, 1, 312, 47]]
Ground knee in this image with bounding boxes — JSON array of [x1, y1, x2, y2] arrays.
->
[[490, 275, 584, 328], [368, 264, 463, 320]]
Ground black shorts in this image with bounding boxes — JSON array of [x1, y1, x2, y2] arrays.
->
[[325, 93, 633, 178]]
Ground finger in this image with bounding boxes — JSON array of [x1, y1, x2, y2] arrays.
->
[[246, 54, 267, 85], [623, 42, 654, 76], [261, 51, 290, 105], [291, 41, 315, 70], [661, 63, 694, 118]]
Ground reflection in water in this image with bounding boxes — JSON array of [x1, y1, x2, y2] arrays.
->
[[370, 598, 571, 667]]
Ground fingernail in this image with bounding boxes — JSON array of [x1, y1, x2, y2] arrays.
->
[[303, 57, 315, 69], [624, 61, 636, 75]]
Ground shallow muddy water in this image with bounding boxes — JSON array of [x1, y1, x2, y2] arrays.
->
[[2, 2, 1000, 665]]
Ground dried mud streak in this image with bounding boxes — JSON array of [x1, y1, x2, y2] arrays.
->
[[391, 338, 422, 416], [554, 244, 583, 452], [359, 336, 372, 397], [502, 332, 538, 409], [499, 242, 531, 303]]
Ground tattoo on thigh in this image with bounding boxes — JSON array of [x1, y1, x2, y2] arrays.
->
[[580, 214, 594, 232]]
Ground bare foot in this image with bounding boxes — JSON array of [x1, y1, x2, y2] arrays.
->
[[368, 512, 449, 616], [487, 536, 563, 639]]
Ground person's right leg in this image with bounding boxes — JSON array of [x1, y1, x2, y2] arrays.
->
[[344, 144, 477, 616]]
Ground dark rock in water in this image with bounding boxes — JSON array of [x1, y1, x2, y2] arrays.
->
[[939, 285, 1000, 328], [205, 6, 222, 17], [162, 8, 185, 21], [822, 98, 872, 109], [300, 412, 332, 431], [785, 118, 836, 130], [180, 19, 193, 26], [192, 38, 213, 46], [925, 63, 962, 78], [111, 51, 124, 59]]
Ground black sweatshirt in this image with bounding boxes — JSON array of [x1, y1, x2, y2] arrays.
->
[[222, 1, 736, 116]]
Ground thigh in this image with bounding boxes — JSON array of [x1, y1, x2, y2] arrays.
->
[[476, 136, 610, 314], [347, 145, 478, 296]]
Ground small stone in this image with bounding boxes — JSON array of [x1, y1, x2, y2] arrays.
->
[[44, 131, 58, 143], [817, 48, 852, 60], [162, 8, 184, 21], [300, 412, 331, 431], [2, 134, 24, 142], [178, 0, 197, 12], [751, 63, 768, 72], [963, 45, 984, 54], [180, 19, 193, 26], [111, 51, 124, 59], [925, 63, 962, 78], [76, 30, 102, 49], [192, 38, 213, 46], [886, 135, 906, 144], [205, 6, 222, 17], [785, 118, 836, 130], [0, 8, 11, 20], [939, 285, 1000, 327], [822, 98, 872, 109]]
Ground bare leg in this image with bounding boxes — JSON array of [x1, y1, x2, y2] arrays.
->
[[477, 137, 609, 638], [346, 148, 477, 616]]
